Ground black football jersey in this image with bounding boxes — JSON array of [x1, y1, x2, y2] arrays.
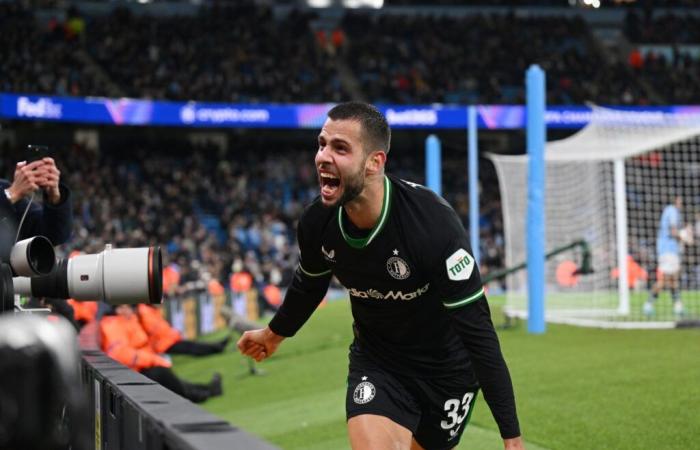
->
[[269, 174, 519, 437], [299, 174, 489, 378]]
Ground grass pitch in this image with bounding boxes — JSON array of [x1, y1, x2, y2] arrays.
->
[[173, 296, 700, 450]]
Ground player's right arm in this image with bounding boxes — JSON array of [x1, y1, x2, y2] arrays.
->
[[237, 204, 332, 360]]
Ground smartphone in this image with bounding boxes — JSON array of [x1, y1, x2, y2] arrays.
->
[[26, 145, 49, 163]]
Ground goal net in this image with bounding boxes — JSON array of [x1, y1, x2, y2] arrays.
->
[[490, 106, 700, 328]]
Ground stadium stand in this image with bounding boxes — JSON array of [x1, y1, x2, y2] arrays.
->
[[0, 2, 109, 97], [341, 11, 648, 105], [84, 4, 345, 102], [4, 0, 700, 105], [624, 9, 700, 103]]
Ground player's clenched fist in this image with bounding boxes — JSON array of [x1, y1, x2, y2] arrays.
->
[[237, 327, 285, 362]]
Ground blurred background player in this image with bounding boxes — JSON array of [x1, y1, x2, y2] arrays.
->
[[644, 194, 690, 316]]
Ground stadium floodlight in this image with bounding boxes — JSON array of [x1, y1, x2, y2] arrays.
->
[[307, 0, 332, 7], [490, 105, 700, 328], [579, 0, 602, 7], [344, 0, 384, 8]]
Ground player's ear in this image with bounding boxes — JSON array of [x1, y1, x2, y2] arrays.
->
[[365, 151, 386, 175]]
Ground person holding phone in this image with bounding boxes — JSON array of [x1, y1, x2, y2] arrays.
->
[[1, 146, 73, 246]]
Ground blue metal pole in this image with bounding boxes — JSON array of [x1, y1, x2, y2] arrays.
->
[[526, 65, 546, 334], [426, 135, 442, 196], [468, 106, 480, 264]]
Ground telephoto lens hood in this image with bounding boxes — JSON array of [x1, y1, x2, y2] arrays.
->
[[9, 236, 55, 277]]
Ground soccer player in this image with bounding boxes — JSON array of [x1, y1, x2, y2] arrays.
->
[[644, 194, 686, 317], [238, 102, 523, 450]]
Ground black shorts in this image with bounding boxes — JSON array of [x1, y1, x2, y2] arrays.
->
[[346, 350, 479, 450]]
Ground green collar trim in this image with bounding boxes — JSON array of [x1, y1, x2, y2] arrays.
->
[[338, 176, 392, 249]]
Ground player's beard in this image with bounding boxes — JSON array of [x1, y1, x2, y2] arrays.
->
[[338, 166, 365, 206], [321, 161, 366, 209]]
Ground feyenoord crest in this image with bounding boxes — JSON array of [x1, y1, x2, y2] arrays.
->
[[353, 377, 376, 404], [387, 249, 410, 280]]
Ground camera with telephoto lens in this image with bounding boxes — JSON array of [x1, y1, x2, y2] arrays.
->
[[0, 235, 163, 314], [0, 235, 163, 450], [0, 313, 89, 450]]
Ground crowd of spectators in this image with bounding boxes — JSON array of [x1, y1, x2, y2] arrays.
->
[[342, 11, 647, 105], [625, 10, 700, 43], [85, 4, 345, 103], [0, 2, 108, 97], [4, 0, 699, 105], [623, 9, 700, 103]]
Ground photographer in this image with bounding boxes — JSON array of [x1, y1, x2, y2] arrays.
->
[[1, 156, 72, 245]]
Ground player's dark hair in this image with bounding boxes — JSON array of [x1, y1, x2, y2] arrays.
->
[[327, 102, 391, 154]]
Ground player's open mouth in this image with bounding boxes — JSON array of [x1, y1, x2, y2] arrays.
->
[[319, 171, 341, 199]]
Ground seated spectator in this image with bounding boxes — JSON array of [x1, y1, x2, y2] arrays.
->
[[137, 304, 231, 356], [100, 305, 222, 403]]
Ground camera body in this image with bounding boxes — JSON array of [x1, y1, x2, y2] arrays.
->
[[0, 313, 88, 450]]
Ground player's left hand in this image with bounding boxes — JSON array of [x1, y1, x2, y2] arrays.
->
[[504, 436, 525, 449]]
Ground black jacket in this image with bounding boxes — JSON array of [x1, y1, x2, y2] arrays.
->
[[0, 178, 73, 253]]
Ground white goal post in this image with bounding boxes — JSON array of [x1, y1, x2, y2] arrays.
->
[[490, 106, 700, 328]]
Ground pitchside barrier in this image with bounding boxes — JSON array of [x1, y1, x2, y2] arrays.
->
[[165, 290, 236, 340], [165, 286, 349, 339], [78, 322, 279, 450], [164, 288, 260, 339]]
